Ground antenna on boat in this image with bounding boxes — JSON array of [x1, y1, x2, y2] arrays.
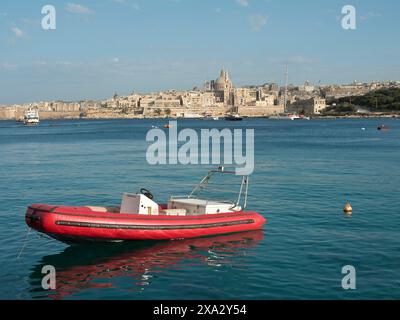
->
[[244, 176, 249, 209], [284, 64, 289, 113], [237, 175, 249, 209], [189, 170, 214, 198]]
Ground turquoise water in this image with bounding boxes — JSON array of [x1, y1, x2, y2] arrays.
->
[[0, 118, 399, 300]]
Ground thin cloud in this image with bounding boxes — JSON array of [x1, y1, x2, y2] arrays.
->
[[248, 14, 268, 32], [111, 0, 140, 10], [11, 27, 24, 38], [267, 56, 313, 65], [236, 0, 249, 7], [20, 18, 41, 26], [66, 3, 94, 15], [360, 12, 382, 21], [0, 63, 17, 71]]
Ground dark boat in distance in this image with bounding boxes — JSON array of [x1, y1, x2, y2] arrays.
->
[[378, 124, 389, 131], [225, 114, 243, 121], [26, 167, 266, 244]]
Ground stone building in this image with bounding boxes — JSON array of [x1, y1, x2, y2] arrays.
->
[[207, 69, 234, 106], [288, 97, 326, 115], [321, 83, 373, 99], [312, 98, 327, 114], [232, 85, 283, 116]]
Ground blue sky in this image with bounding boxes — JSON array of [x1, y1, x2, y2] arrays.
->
[[0, 0, 399, 104]]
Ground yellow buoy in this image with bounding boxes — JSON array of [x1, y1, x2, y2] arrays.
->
[[343, 203, 353, 214]]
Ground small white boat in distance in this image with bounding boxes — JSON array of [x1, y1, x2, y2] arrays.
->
[[23, 108, 40, 125], [289, 114, 310, 121], [268, 115, 288, 120], [204, 115, 220, 121], [180, 112, 203, 119]]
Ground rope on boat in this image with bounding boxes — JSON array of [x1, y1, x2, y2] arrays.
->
[[36, 232, 54, 241], [16, 228, 32, 260]]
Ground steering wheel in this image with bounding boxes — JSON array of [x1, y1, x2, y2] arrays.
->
[[140, 188, 154, 200]]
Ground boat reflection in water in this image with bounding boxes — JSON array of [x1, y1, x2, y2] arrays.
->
[[29, 231, 264, 299]]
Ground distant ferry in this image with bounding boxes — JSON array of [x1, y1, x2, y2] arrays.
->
[[23, 109, 40, 125]]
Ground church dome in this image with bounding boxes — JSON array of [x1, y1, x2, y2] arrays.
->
[[216, 70, 226, 84], [216, 76, 225, 85], [214, 69, 233, 93]]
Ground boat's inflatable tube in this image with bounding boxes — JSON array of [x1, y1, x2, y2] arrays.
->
[[26, 204, 266, 243]]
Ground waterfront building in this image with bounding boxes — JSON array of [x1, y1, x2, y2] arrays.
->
[[312, 98, 327, 114], [287, 97, 327, 115]]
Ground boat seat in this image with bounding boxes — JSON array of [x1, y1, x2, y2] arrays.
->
[[86, 206, 120, 213], [168, 198, 240, 215], [160, 209, 187, 216], [86, 206, 108, 212]]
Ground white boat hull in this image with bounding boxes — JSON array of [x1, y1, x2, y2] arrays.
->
[[24, 118, 40, 125]]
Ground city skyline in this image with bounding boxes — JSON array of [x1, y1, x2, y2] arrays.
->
[[1, 0, 399, 104]]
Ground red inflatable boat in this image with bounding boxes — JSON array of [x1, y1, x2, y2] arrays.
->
[[26, 167, 266, 243]]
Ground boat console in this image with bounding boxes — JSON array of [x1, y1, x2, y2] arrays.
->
[[120, 193, 159, 215]]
